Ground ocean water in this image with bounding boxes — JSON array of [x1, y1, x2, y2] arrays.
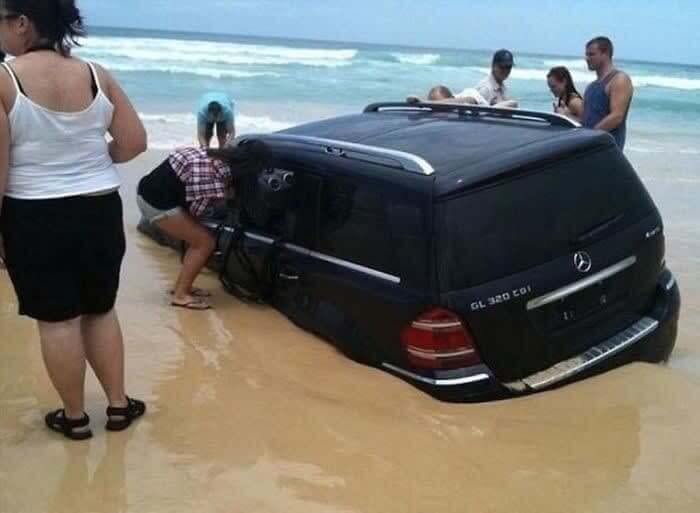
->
[[76, 27, 700, 156]]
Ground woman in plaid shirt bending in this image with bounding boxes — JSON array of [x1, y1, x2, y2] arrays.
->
[[137, 142, 269, 309]]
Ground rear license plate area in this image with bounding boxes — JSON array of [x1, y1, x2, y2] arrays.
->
[[536, 281, 622, 333]]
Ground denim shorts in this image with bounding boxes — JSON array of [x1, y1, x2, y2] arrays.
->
[[136, 195, 183, 223]]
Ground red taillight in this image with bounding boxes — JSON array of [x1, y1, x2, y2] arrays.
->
[[400, 307, 481, 370]]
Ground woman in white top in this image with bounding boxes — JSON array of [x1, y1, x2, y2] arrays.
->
[[0, 0, 147, 440]]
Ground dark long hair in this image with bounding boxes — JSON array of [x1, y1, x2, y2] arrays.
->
[[547, 66, 581, 105], [2, 0, 86, 56], [208, 140, 272, 179]]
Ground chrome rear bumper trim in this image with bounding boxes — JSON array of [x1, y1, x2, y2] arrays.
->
[[381, 363, 490, 386], [505, 316, 659, 392], [526, 256, 637, 311]]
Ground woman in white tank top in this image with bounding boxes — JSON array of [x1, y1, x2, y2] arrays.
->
[[0, 0, 147, 440]]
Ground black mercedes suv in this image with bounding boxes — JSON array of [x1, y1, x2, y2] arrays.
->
[[143, 102, 681, 401]]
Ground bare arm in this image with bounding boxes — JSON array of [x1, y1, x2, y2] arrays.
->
[[595, 73, 633, 132], [0, 93, 9, 214], [494, 99, 519, 108], [438, 97, 478, 105], [567, 96, 584, 121], [97, 64, 147, 163], [218, 118, 235, 148], [0, 97, 9, 262], [198, 125, 210, 149], [556, 96, 583, 122]]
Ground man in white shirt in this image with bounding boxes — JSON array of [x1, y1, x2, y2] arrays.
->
[[457, 49, 518, 108]]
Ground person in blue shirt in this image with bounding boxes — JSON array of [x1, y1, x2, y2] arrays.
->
[[196, 92, 235, 149]]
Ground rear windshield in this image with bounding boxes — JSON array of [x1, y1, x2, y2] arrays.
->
[[435, 147, 656, 290]]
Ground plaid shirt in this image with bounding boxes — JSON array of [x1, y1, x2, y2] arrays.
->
[[169, 147, 232, 217]]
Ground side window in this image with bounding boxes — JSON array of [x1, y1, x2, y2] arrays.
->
[[289, 173, 322, 248], [319, 176, 396, 274], [239, 167, 321, 249]]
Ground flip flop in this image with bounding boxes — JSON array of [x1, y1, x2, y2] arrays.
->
[[168, 287, 211, 298], [170, 298, 212, 310]]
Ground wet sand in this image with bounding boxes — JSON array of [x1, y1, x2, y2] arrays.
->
[[1, 150, 699, 513]]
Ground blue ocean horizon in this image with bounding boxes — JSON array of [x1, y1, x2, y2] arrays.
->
[[76, 26, 700, 155]]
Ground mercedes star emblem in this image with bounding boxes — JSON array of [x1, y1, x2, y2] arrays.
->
[[574, 251, 593, 273]]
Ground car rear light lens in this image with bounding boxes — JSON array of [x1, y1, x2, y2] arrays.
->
[[400, 307, 481, 370]]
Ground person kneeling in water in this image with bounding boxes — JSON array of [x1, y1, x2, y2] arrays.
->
[[137, 141, 270, 309]]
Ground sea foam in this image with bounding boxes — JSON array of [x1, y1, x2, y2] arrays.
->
[[469, 66, 700, 91], [390, 53, 441, 66], [81, 36, 358, 68]]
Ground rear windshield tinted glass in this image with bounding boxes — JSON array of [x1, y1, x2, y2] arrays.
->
[[436, 147, 656, 290]]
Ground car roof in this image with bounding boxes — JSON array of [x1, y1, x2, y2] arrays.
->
[[281, 108, 616, 196]]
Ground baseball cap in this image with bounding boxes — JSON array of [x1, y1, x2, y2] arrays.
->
[[493, 49, 514, 67]]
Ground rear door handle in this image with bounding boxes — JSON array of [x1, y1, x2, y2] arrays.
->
[[279, 270, 300, 281]]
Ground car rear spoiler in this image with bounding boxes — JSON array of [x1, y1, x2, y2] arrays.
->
[[364, 102, 581, 129]]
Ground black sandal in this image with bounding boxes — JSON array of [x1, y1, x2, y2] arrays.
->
[[105, 396, 146, 431], [45, 409, 93, 441]]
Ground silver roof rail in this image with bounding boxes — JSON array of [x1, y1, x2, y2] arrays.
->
[[364, 102, 581, 128], [234, 133, 436, 176]]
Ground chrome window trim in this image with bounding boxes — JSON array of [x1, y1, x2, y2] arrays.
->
[[526, 256, 637, 311], [284, 243, 402, 284], [204, 224, 401, 284], [247, 232, 275, 245], [381, 363, 491, 387], [235, 133, 436, 176], [505, 316, 659, 391]]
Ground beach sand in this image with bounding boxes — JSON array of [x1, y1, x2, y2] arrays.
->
[[0, 149, 698, 513]]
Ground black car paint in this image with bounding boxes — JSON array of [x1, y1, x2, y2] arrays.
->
[[192, 108, 681, 401]]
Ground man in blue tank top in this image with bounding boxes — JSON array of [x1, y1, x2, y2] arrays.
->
[[582, 37, 633, 150]]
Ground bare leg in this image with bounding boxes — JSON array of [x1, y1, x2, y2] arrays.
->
[[155, 211, 215, 304], [38, 318, 87, 419], [198, 125, 212, 149], [81, 309, 127, 409], [215, 122, 226, 149]]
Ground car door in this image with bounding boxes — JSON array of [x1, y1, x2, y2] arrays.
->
[[269, 170, 323, 329], [287, 156, 432, 364]]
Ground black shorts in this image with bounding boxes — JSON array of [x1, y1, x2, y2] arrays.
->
[[0, 192, 126, 322]]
